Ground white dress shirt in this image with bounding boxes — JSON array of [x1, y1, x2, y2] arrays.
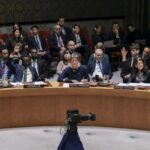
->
[[92, 61, 103, 79], [22, 67, 32, 82]]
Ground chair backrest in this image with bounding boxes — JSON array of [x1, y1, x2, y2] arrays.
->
[[39, 30, 51, 52], [80, 27, 93, 51], [0, 34, 10, 45]]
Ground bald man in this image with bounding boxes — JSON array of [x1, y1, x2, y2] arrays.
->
[[88, 49, 113, 81], [49, 24, 67, 58]]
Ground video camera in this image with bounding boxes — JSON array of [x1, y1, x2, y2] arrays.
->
[[66, 109, 96, 131]]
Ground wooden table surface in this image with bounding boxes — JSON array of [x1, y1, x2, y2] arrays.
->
[[0, 86, 150, 130]]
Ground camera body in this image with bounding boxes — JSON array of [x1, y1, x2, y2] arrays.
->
[[66, 109, 96, 131]]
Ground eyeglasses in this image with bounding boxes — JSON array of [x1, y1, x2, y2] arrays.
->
[[96, 54, 103, 56], [55, 28, 61, 30], [131, 49, 137, 51]]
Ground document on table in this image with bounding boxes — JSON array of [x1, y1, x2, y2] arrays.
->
[[11, 82, 24, 86], [63, 83, 70, 88], [33, 81, 47, 85], [117, 83, 150, 87]]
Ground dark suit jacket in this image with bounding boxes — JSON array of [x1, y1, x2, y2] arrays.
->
[[28, 35, 47, 51], [126, 30, 142, 44], [88, 59, 113, 79], [61, 26, 72, 41], [13, 65, 38, 82], [91, 32, 107, 46], [108, 31, 125, 45], [0, 58, 14, 79], [130, 70, 150, 83], [121, 58, 133, 82], [58, 65, 90, 82], [49, 33, 67, 53], [88, 53, 109, 64], [31, 58, 49, 81], [69, 33, 87, 45]]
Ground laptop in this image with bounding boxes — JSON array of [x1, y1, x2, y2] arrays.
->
[[104, 40, 114, 48], [135, 39, 146, 45]]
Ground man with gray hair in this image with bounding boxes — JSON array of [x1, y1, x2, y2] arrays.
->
[[88, 49, 113, 81], [50, 24, 67, 58]]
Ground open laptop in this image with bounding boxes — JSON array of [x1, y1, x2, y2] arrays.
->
[[135, 39, 146, 45], [104, 40, 114, 48]]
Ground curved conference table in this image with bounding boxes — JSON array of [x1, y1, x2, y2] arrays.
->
[[0, 84, 150, 130]]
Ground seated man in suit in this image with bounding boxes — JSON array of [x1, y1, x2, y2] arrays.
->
[[28, 25, 50, 62], [91, 24, 107, 47], [58, 53, 90, 82], [88, 42, 109, 64], [106, 22, 126, 71], [121, 44, 139, 83], [49, 24, 67, 58], [66, 40, 76, 54], [69, 24, 90, 64], [65, 40, 81, 60], [108, 22, 125, 46], [126, 24, 142, 45], [0, 46, 14, 80], [88, 48, 113, 81], [13, 54, 38, 82], [57, 17, 72, 41], [30, 48, 50, 81]]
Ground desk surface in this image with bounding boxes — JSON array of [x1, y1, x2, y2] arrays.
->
[[0, 86, 150, 130], [0, 86, 150, 98]]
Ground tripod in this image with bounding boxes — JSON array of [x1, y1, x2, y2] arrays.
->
[[57, 109, 96, 150], [57, 127, 84, 150]]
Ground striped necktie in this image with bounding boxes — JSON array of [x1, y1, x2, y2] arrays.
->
[[57, 35, 64, 47], [1, 63, 5, 76], [35, 35, 41, 51], [97, 61, 103, 72], [23, 68, 27, 82]]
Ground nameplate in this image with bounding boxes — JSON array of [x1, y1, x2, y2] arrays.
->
[[23, 84, 46, 88], [114, 85, 135, 90], [69, 83, 90, 88]]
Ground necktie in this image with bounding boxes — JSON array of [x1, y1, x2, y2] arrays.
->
[[1, 63, 8, 80], [98, 61, 103, 72], [57, 35, 64, 47], [32, 60, 39, 76], [23, 68, 27, 82], [131, 57, 134, 67], [100, 62, 103, 72], [32, 60, 36, 68], [1, 63, 5, 77], [35, 35, 41, 51], [76, 34, 81, 46]]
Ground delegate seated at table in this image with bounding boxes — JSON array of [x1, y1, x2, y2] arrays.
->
[[130, 57, 150, 83], [57, 53, 90, 83]]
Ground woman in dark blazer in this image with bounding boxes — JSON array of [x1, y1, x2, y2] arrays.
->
[[58, 53, 89, 82], [130, 57, 150, 83]]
